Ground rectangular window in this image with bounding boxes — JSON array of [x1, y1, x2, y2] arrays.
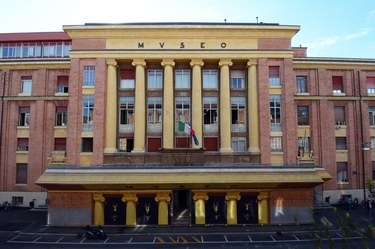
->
[[203, 70, 218, 89], [231, 97, 246, 132], [334, 106, 346, 125], [147, 137, 162, 152], [372, 162, 375, 181], [17, 138, 28, 151], [119, 97, 134, 125], [82, 95, 94, 132], [83, 66, 95, 86], [81, 138, 93, 152], [336, 137, 347, 150], [371, 137, 375, 150], [118, 138, 134, 152], [55, 106, 67, 126], [16, 163, 27, 184], [147, 69, 163, 89], [368, 77, 375, 94], [297, 137, 310, 155], [269, 66, 280, 86], [2, 43, 21, 58], [232, 137, 246, 152], [54, 138, 66, 151], [203, 137, 218, 151], [296, 76, 308, 93], [175, 69, 191, 89], [271, 137, 283, 152], [369, 107, 375, 126], [230, 70, 245, 89], [203, 97, 218, 133], [297, 106, 309, 125], [270, 95, 281, 131], [332, 76, 344, 94], [57, 76, 69, 93], [18, 107, 30, 127], [147, 97, 162, 132], [21, 76, 32, 94], [337, 162, 348, 183], [175, 97, 191, 132], [120, 70, 135, 89]]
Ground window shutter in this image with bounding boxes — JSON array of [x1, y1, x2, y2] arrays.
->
[[332, 76, 343, 91]]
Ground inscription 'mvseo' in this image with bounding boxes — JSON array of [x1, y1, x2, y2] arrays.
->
[[137, 42, 227, 49]]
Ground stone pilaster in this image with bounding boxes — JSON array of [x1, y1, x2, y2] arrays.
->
[[93, 193, 105, 225], [219, 59, 233, 153], [104, 59, 118, 153], [193, 191, 209, 225], [132, 59, 146, 153], [161, 59, 175, 149], [155, 192, 171, 225], [247, 60, 260, 153], [190, 59, 204, 149], [225, 192, 241, 224], [122, 193, 138, 226]]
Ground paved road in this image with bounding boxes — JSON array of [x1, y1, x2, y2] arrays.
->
[[1, 206, 375, 248]]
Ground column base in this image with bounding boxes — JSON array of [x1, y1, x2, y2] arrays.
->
[[248, 147, 260, 154], [104, 147, 118, 154], [220, 148, 233, 154], [131, 148, 145, 153]]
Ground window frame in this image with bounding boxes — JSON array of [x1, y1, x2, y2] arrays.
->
[[270, 95, 281, 131], [203, 69, 218, 89], [21, 77, 32, 94], [231, 96, 246, 132], [147, 97, 162, 132], [83, 66, 95, 86], [147, 69, 163, 89], [16, 163, 27, 184], [203, 96, 218, 133], [82, 95, 94, 132], [230, 70, 245, 89], [297, 106, 309, 126], [175, 69, 191, 89], [232, 137, 247, 152], [270, 137, 283, 152], [296, 76, 308, 93], [175, 97, 191, 133]]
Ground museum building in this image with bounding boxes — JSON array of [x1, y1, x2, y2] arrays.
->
[[1, 22, 375, 226]]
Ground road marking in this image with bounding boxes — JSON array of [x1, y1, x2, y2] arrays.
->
[[292, 234, 300, 241], [179, 236, 188, 243], [248, 235, 252, 242], [33, 236, 42, 242], [270, 235, 276, 241], [56, 236, 64, 243], [224, 235, 228, 242], [156, 236, 164, 243], [104, 237, 109, 243], [192, 236, 201, 243], [168, 236, 176, 243], [9, 235, 20, 241]]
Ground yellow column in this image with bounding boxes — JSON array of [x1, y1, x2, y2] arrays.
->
[[155, 192, 171, 225], [219, 59, 233, 153], [132, 59, 146, 153], [190, 59, 204, 149], [225, 192, 241, 225], [93, 193, 105, 225], [104, 59, 118, 153], [193, 191, 209, 225], [122, 193, 138, 226], [161, 59, 175, 149], [247, 60, 260, 153], [257, 192, 269, 224]]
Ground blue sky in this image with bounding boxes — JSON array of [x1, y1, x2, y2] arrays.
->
[[1, 0, 374, 58]]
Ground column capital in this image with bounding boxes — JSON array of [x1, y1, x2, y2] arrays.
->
[[247, 59, 258, 67], [225, 192, 241, 201], [106, 59, 117, 67], [161, 59, 175, 67], [190, 59, 204, 67], [122, 193, 138, 203], [193, 191, 209, 201], [132, 59, 146, 67], [218, 59, 233, 67], [257, 192, 269, 201], [93, 193, 105, 202], [155, 192, 171, 203]]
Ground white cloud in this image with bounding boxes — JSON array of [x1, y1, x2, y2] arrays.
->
[[306, 28, 372, 50]]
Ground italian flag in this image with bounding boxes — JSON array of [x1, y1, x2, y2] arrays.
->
[[178, 121, 199, 145]]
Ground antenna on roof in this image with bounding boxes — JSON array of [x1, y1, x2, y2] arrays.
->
[[256, 17, 259, 23]]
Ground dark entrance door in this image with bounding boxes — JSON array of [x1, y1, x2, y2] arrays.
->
[[172, 190, 192, 226], [237, 195, 258, 224], [104, 197, 126, 225]]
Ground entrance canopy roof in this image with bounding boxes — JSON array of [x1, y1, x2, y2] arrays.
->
[[36, 165, 332, 191]]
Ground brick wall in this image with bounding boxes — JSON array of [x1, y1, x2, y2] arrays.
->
[[48, 192, 92, 209]]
